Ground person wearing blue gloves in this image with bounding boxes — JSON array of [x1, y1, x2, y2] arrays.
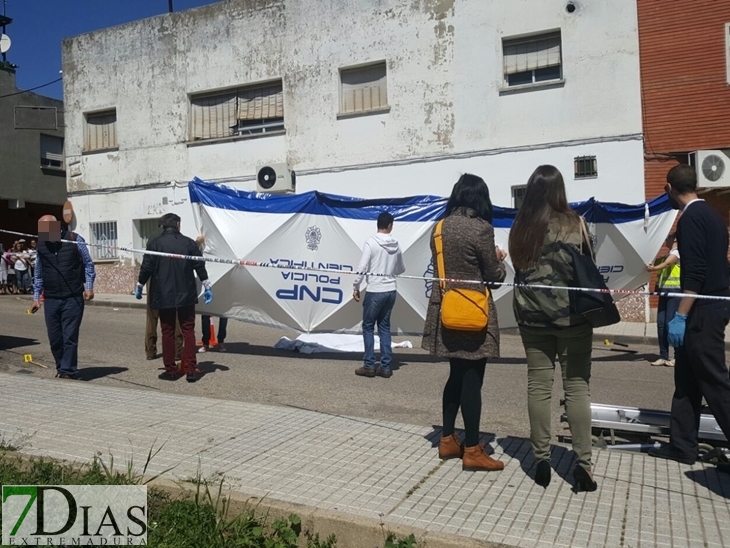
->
[[648, 164, 730, 473], [135, 213, 213, 382]]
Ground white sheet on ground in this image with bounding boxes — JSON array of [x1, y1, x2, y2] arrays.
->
[[274, 333, 413, 354]]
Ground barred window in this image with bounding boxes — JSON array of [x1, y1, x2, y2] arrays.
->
[[512, 185, 528, 209], [339, 61, 388, 115], [190, 81, 284, 141], [503, 31, 562, 87], [137, 218, 160, 249], [40, 134, 64, 170], [574, 156, 598, 179], [84, 110, 117, 151], [89, 221, 118, 261]]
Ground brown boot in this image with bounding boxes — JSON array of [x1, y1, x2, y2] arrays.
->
[[438, 434, 463, 460], [462, 443, 505, 472]]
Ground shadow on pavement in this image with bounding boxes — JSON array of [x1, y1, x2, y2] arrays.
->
[[684, 469, 730, 499], [498, 437, 576, 488], [197, 361, 230, 375], [424, 425, 499, 454], [79, 366, 128, 381], [0, 335, 39, 351], [217, 342, 444, 365]]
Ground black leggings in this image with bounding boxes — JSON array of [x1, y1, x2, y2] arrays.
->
[[442, 358, 487, 447]]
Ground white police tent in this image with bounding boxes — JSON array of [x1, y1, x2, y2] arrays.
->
[[188, 178, 677, 333]]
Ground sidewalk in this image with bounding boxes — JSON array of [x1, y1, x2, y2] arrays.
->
[[0, 374, 727, 548]]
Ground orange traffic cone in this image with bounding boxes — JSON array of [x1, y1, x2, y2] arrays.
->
[[196, 324, 218, 347]]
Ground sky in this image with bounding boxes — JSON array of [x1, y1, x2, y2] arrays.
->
[[1, 0, 221, 100]]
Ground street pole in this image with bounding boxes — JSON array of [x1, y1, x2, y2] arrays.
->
[[168, 0, 173, 13]]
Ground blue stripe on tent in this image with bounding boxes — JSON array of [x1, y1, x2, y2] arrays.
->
[[188, 178, 672, 226]]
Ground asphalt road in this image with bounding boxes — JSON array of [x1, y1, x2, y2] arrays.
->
[[0, 296, 679, 440]]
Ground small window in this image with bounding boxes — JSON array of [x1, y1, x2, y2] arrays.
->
[[190, 81, 284, 141], [339, 61, 388, 116], [726, 23, 730, 85], [503, 31, 562, 88], [512, 185, 528, 209], [84, 109, 117, 152], [89, 221, 118, 261], [40, 134, 64, 170], [575, 156, 598, 179], [136, 218, 161, 249]]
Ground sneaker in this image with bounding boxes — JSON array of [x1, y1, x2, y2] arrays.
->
[[647, 445, 696, 465], [651, 359, 669, 366], [666, 359, 675, 367], [216, 343, 227, 352], [355, 367, 376, 378], [198, 346, 209, 354], [375, 368, 393, 378]]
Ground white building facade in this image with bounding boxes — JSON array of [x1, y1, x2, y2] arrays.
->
[[61, 0, 644, 289]]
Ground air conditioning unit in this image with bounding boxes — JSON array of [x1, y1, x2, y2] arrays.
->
[[255, 164, 295, 194], [689, 150, 730, 188]]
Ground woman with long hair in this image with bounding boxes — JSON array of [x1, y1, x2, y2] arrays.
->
[[422, 173, 507, 472], [509, 165, 597, 492]]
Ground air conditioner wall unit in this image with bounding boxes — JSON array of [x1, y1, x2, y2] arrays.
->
[[689, 149, 730, 188], [255, 164, 295, 194]]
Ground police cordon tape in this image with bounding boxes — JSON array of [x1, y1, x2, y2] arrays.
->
[[3, 227, 729, 302]]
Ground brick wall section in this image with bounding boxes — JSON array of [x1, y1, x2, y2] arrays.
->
[[639, 0, 730, 309], [639, 0, 730, 199]]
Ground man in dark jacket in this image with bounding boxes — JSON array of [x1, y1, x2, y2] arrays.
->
[[31, 215, 96, 379], [648, 164, 730, 473], [135, 213, 212, 382]]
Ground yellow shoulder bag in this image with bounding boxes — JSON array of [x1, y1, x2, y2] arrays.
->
[[433, 220, 490, 331]]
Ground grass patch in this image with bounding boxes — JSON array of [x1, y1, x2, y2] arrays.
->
[[0, 452, 419, 547]]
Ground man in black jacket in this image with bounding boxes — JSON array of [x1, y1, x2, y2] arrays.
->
[[135, 213, 213, 382], [31, 215, 96, 379], [648, 164, 730, 471]]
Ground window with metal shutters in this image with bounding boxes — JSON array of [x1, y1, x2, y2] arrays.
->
[[512, 185, 528, 209], [340, 62, 388, 115], [89, 221, 118, 261], [84, 110, 118, 152], [138, 219, 160, 249], [503, 31, 562, 88], [40, 134, 64, 170], [574, 156, 598, 179], [190, 81, 284, 141]]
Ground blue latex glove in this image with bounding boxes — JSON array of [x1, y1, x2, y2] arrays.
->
[[134, 284, 143, 300], [203, 288, 213, 305], [667, 313, 687, 348]]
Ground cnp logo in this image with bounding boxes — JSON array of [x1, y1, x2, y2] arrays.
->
[[2, 485, 147, 545]]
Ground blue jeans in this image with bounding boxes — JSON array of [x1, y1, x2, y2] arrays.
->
[[657, 295, 680, 360], [362, 290, 397, 371], [16, 269, 29, 292], [44, 296, 85, 376]]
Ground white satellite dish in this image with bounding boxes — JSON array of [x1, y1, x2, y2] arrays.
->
[[0, 34, 11, 54]]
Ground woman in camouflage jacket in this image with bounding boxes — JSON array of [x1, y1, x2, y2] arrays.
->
[[509, 165, 597, 493], [422, 174, 507, 472]]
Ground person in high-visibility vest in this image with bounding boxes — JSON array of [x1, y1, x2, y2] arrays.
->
[[647, 232, 681, 366]]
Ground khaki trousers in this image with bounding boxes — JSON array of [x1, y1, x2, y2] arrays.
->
[[519, 322, 594, 472]]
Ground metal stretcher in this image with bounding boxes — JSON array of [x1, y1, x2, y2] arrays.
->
[[560, 403, 729, 459]]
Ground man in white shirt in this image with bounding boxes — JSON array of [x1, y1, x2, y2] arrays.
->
[[352, 212, 406, 378]]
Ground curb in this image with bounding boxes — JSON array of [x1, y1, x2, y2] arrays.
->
[[150, 478, 513, 548]]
